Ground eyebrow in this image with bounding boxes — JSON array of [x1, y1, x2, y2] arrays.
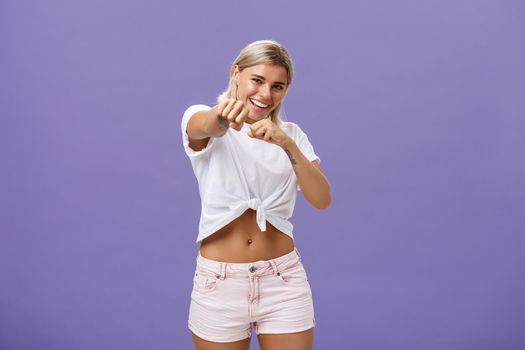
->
[[251, 74, 287, 86]]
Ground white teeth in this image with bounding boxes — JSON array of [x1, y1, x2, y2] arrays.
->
[[250, 98, 270, 108]]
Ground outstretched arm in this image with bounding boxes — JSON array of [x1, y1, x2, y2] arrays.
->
[[186, 99, 249, 151]]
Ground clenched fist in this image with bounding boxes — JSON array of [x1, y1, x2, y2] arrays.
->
[[248, 118, 293, 148], [217, 98, 249, 131]]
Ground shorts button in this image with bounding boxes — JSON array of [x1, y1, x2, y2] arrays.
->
[[249, 266, 256, 273]]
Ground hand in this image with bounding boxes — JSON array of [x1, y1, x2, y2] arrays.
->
[[217, 98, 249, 131], [247, 118, 293, 148]]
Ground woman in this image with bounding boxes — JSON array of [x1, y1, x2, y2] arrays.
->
[[181, 40, 331, 350]]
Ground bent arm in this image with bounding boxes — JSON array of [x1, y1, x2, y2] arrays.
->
[[282, 140, 331, 209]]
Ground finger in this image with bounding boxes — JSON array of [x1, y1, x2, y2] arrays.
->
[[254, 125, 268, 138], [218, 99, 231, 118], [251, 117, 272, 133], [234, 120, 244, 131], [250, 120, 265, 134], [236, 108, 249, 124], [230, 100, 244, 121], [248, 126, 262, 139], [251, 128, 265, 139], [230, 122, 241, 131], [217, 99, 229, 116], [225, 99, 239, 121], [222, 99, 237, 120], [264, 129, 272, 141], [231, 109, 246, 131], [226, 100, 243, 122], [232, 119, 244, 131], [253, 118, 272, 126]]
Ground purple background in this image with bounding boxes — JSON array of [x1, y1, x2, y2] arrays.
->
[[1, 0, 524, 349]]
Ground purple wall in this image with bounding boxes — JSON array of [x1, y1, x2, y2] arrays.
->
[[1, 0, 524, 349]]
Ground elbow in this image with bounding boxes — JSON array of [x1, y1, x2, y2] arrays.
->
[[314, 193, 331, 210], [304, 180, 331, 210]]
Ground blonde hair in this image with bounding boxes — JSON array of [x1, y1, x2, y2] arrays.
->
[[217, 40, 294, 125]]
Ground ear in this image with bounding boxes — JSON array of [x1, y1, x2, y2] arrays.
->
[[232, 65, 240, 83]]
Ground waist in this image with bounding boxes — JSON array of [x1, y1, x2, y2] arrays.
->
[[196, 246, 303, 279], [199, 209, 294, 263]]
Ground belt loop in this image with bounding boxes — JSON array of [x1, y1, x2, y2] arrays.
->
[[269, 259, 280, 276], [294, 247, 303, 263], [219, 262, 227, 280]]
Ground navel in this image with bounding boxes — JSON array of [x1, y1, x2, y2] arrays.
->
[[247, 238, 253, 245]]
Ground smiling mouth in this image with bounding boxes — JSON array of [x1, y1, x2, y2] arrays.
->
[[249, 98, 271, 109]]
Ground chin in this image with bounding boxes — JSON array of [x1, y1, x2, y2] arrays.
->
[[245, 113, 263, 122]]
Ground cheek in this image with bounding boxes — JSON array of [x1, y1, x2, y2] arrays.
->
[[272, 92, 285, 103], [237, 82, 251, 95], [238, 82, 256, 98]]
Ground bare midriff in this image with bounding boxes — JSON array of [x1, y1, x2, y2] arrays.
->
[[199, 209, 295, 263]]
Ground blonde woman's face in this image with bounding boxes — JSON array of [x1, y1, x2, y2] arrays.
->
[[233, 64, 288, 123]]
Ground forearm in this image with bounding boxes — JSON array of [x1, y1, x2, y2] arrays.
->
[[282, 140, 331, 209], [187, 105, 229, 140]]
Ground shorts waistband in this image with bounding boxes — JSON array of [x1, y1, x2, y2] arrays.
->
[[195, 247, 303, 280]]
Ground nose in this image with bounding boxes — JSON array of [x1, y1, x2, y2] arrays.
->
[[258, 84, 271, 99]]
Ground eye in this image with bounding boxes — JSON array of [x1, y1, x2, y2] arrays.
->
[[273, 85, 284, 91], [252, 78, 262, 84]]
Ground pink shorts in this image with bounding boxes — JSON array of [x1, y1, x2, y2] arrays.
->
[[188, 247, 316, 343]]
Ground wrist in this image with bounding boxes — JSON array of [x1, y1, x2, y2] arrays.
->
[[280, 136, 295, 149], [281, 138, 298, 165], [216, 114, 230, 128]]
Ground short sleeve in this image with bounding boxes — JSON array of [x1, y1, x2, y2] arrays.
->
[[287, 122, 320, 164], [181, 104, 214, 157]]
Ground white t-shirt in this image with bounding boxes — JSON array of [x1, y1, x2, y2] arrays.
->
[[181, 104, 320, 245]]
